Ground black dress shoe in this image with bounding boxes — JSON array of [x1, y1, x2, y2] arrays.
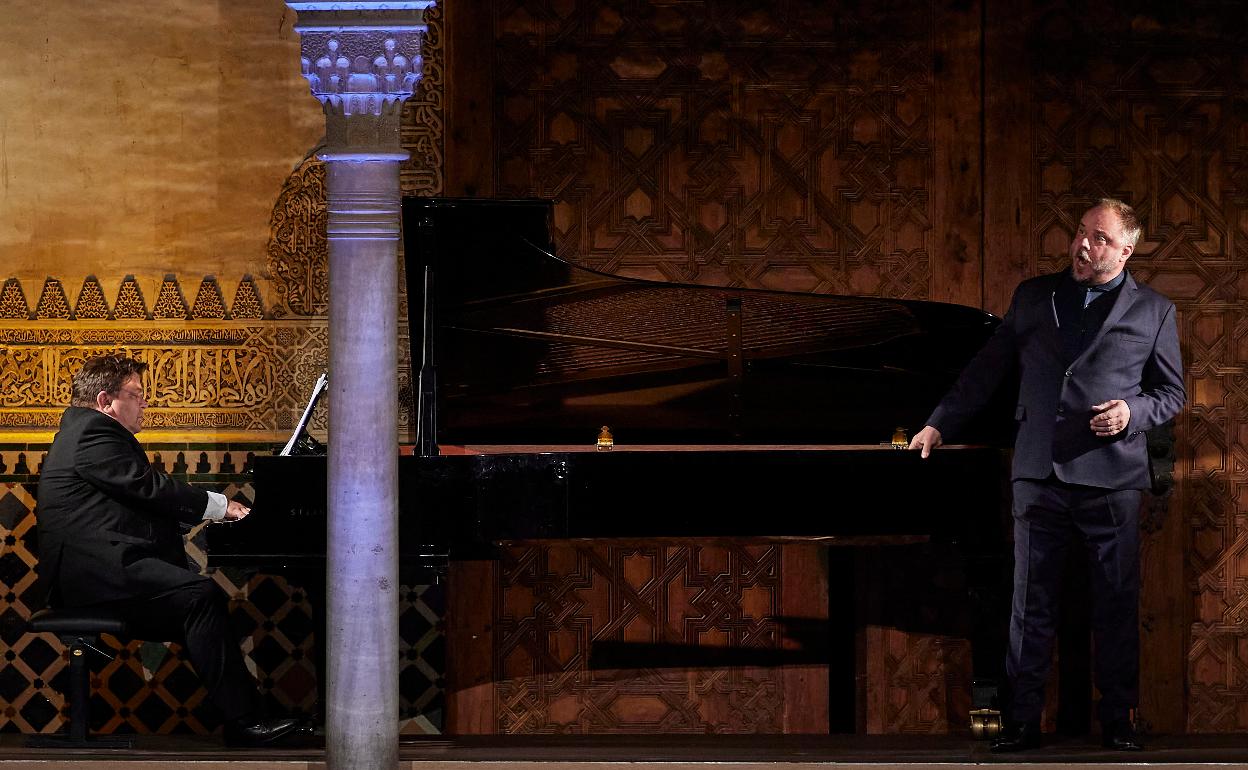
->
[[224, 716, 304, 748], [990, 720, 1042, 753], [1102, 720, 1144, 751]]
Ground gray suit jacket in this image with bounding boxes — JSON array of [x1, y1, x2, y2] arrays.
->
[[927, 270, 1185, 489], [36, 406, 208, 607]]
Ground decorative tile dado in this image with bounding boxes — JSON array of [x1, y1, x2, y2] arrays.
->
[[0, 471, 446, 736]]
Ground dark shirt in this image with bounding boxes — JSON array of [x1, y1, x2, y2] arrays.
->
[[1054, 270, 1126, 364]]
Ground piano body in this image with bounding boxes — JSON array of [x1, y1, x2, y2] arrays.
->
[[208, 198, 1012, 735]]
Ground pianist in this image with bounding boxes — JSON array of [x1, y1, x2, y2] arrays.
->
[[34, 354, 303, 747], [909, 199, 1184, 752]]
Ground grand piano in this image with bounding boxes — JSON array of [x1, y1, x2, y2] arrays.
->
[[208, 197, 1013, 735]]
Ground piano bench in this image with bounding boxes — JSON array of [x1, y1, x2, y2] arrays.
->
[[24, 607, 134, 748]]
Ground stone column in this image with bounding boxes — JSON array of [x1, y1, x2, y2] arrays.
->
[[284, 4, 432, 769]]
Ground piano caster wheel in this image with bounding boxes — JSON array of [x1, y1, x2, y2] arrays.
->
[[969, 709, 1001, 739]]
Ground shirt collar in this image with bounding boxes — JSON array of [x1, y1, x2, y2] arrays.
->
[[1086, 270, 1126, 293]]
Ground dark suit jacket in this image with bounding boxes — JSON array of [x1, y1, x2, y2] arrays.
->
[[36, 406, 209, 607], [928, 270, 1185, 490]]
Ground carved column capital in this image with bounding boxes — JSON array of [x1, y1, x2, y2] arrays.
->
[[282, 4, 434, 766], [286, 1, 435, 157]]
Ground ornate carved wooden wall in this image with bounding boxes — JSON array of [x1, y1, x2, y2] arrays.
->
[[985, 0, 1247, 734], [449, 0, 981, 305], [3, 0, 1245, 738], [443, 0, 983, 735], [442, 0, 1248, 737], [447, 545, 829, 734]]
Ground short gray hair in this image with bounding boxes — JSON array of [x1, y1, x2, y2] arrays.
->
[[1094, 198, 1141, 248]]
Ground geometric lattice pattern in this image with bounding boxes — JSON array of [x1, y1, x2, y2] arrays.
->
[[0, 448, 445, 736], [1020, 0, 1248, 733], [493, 0, 935, 299], [8, 0, 1246, 737], [0, 4, 452, 738], [492, 544, 789, 733], [484, 0, 967, 736], [859, 545, 973, 734]]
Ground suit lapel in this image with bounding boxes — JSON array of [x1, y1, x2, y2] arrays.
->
[[1073, 270, 1138, 367], [1033, 272, 1064, 353]]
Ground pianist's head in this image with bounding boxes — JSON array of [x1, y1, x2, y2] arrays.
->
[[72, 354, 149, 434]]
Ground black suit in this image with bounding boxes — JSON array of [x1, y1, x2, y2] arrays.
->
[[929, 270, 1185, 486], [36, 406, 257, 721], [927, 269, 1185, 726]]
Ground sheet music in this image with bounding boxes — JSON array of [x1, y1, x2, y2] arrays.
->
[[280, 372, 328, 456]]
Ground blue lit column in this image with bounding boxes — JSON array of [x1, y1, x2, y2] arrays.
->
[[285, 4, 432, 769]]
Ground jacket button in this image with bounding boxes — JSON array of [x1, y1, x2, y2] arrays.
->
[[1065, 370, 1073, 377]]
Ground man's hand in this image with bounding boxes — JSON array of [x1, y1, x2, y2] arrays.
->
[[223, 500, 251, 522], [1091, 399, 1131, 438], [909, 425, 943, 458]]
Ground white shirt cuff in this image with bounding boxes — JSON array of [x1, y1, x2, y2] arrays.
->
[[203, 491, 228, 522]]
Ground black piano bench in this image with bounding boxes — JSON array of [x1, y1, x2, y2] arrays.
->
[[24, 607, 134, 748]]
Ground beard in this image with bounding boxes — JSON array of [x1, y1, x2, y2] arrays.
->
[[1072, 248, 1117, 286]]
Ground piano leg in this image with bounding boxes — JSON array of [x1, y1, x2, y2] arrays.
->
[[967, 551, 1007, 738]]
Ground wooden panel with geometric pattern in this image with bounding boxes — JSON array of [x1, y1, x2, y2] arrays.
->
[[984, 0, 1248, 735], [447, 543, 827, 734], [447, 0, 986, 735], [489, 0, 944, 298]]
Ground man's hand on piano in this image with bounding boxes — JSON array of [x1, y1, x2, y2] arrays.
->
[[223, 500, 251, 522], [909, 425, 943, 458]]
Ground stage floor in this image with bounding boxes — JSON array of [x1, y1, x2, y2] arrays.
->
[[0, 734, 1246, 769]]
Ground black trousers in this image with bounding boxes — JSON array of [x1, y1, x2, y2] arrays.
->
[[95, 577, 259, 722], [1008, 478, 1141, 725]]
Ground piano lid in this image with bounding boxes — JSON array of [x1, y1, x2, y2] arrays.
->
[[402, 197, 1012, 449]]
